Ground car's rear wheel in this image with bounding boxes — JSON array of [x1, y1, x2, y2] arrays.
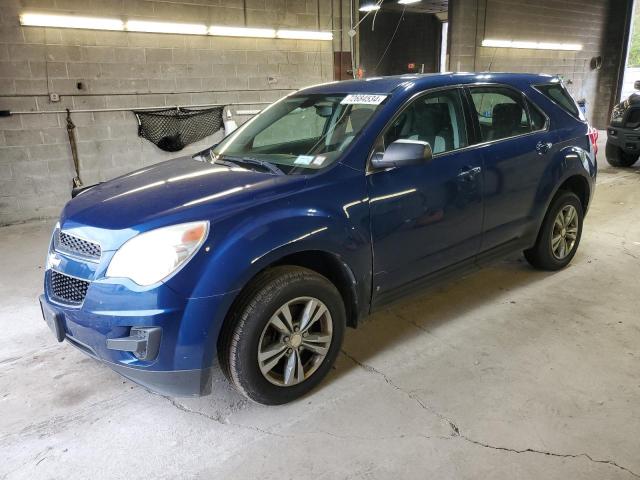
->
[[524, 190, 584, 271], [219, 266, 345, 405], [606, 141, 639, 167]]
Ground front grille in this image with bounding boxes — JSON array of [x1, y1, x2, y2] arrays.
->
[[49, 271, 90, 305], [56, 230, 101, 261]]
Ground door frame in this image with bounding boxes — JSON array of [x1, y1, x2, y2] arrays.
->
[[365, 82, 550, 176], [461, 83, 551, 147]]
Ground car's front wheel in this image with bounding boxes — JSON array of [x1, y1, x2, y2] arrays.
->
[[524, 190, 584, 271], [606, 141, 639, 167], [219, 266, 345, 405]]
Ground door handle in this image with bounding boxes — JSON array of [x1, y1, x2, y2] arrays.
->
[[457, 166, 482, 180], [536, 141, 552, 155]]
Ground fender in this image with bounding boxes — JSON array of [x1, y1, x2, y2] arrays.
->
[[197, 206, 369, 291], [528, 140, 596, 244], [159, 161, 373, 308]]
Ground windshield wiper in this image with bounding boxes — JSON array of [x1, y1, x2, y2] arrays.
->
[[216, 155, 285, 175]]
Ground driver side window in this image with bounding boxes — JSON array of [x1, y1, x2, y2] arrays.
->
[[375, 88, 468, 157]]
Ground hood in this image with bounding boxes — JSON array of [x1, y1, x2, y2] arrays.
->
[[61, 157, 304, 234]]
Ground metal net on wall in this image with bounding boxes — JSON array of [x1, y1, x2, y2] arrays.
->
[[134, 106, 224, 152]]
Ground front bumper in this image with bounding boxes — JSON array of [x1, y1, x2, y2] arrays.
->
[[607, 125, 640, 154], [40, 276, 235, 396], [41, 294, 212, 395]]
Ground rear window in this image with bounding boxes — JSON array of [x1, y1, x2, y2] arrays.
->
[[535, 83, 584, 120]]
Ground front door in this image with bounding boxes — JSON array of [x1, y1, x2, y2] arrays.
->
[[367, 88, 484, 302]]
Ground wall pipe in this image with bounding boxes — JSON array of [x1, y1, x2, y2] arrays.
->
[[0, 87, 297, 98], [0, 101, 274, 116]]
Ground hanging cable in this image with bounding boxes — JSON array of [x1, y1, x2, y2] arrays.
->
[[65, 109, 82, 188], [373, 6, 406, 73], [351, 0, 384, 30], [349, 0, 356, 78], [371, 3, 381, 31]]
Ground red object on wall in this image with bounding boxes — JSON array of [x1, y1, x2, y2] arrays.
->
[[588, 126, 599, 156]]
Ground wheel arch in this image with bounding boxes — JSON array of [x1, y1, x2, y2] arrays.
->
[[217, 249, 365, 360], [271, 250, 361, 328], [557, 174, 591, 211], [529, 172, 591, 250]]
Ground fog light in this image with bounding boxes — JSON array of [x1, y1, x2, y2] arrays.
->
[[106, 327, 161, 361]]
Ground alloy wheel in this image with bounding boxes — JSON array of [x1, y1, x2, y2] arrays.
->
[[257, 297, 333, 387], [551, 205, 579, 260]]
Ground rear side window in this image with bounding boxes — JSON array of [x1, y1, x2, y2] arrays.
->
[[527, 99, 547, 130], [535, 84, 583, 120], [469, 87, 532, 142]]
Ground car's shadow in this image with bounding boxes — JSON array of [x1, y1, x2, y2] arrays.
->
[[325, 253, 557, 383]]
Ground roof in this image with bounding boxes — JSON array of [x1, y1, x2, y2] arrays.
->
[[300, 72, 558, 96]]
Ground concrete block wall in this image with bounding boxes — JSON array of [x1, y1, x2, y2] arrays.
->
[[448, 0, 630, 129], [0, 0, 351, 225]]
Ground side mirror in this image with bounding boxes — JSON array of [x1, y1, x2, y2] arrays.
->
[[371, 139, 433, 169], [192, 145, 217, 161], [634, 80, 640, 91]]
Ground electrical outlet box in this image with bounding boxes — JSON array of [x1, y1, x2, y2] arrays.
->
[[49, 93, 60, 102]]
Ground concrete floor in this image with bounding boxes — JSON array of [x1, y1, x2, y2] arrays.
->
[[2, 160, 640, 479]]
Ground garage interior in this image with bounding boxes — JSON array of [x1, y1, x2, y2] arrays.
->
[[1, 0, 639, 478]]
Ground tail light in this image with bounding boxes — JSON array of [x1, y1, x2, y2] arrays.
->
[[587, 125, 598, 156]]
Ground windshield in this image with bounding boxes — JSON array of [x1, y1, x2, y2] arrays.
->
[[210, 93, 386, 174]]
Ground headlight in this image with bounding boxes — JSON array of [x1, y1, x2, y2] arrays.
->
[[106, 221, 209, 286], [46, 222, 61, 270], [611, 103, 626, 125]]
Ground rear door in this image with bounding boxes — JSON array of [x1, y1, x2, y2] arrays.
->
[[465, 85, 552, 252]]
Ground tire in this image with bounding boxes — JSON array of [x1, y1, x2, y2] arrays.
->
[[524, 190, 584, 271], [606, 141, 639, 167], [218, 266, 345, 405]]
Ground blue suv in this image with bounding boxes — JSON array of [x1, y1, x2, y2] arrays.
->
[[40, 73, 597, 404]]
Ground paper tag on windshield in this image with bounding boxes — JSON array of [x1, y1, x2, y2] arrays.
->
[[294, 155, 314, 165], [340, 94, 387, 105]]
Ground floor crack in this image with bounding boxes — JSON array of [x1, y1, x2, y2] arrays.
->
[[162, 396, 286, 438], [459, 437, 640, 478], [341, 350, 639, 478], [165, 395, 454, 443], [341, 349, 461, 435]]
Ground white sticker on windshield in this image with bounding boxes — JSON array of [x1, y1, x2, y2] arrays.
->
[[294, 155, 314, 165], [340, 94, 387, 105], [312, 156, 327, 166]]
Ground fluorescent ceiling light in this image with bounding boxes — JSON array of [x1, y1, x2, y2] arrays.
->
[[20, 12, 124, 31], [276, 29, 333, 40], [126, 20, 207, 35], [482, 39, 582, 51], [20, 12, 333, 41], [359, 3, 381, 12], [398, 0, 422, 4], [210, 25, 276, 38]]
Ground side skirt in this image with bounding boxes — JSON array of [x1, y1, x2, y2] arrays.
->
[[370, 237, 532, 312]]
